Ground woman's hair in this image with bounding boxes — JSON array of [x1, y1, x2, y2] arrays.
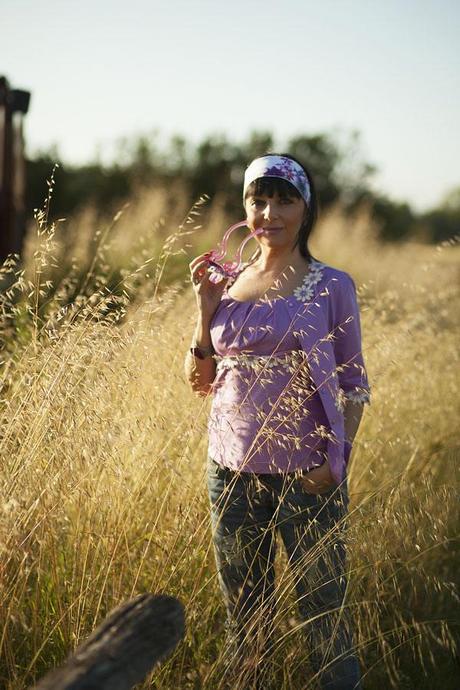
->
[[244, 153, 318, 262]]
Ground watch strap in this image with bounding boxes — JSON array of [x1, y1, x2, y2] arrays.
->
[[190, 344, 214, 360]]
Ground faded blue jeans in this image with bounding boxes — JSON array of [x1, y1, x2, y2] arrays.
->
[[207, 457, 362, 690]]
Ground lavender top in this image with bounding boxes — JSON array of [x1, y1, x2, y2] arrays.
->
[[208, 260, 371, 484]]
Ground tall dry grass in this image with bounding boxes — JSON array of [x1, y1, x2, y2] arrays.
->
[[0, 184, 458, 689]]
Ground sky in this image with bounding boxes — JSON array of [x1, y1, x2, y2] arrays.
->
[[3, 0, 460, 212]]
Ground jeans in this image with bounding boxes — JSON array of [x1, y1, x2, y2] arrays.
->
[[207, 457, 362, 690]]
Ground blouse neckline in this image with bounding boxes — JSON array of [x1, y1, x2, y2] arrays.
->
[[223, 259, 325, 305]]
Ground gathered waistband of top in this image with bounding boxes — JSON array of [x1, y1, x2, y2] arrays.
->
[[213, 349, 308, 373]]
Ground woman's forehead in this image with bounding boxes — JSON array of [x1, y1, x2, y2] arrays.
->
[[244, 175, 302, 200], [246, 189, 300, 200]]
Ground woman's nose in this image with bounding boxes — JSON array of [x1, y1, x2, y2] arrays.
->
[[263, 202, 279, 219]]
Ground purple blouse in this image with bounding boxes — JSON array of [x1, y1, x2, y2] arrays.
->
[[208, 260, 371, 484]]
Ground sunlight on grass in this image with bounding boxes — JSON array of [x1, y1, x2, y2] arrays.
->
[[0, 186, 458, 689]]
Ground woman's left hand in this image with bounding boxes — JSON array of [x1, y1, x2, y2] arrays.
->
[[299, 461, 336, 495]]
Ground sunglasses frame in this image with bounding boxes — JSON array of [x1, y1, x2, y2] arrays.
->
[[207, 221, 263, 284]]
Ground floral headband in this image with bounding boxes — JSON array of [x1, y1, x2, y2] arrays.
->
[[243, 155, 311, 205]]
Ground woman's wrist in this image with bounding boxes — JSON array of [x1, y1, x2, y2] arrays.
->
[[192, 314, 213, 349], [190, 343, 214, 359], [196, 310, 213, 329]]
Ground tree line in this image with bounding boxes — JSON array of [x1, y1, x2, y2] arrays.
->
[[26, 130, 459, 243]]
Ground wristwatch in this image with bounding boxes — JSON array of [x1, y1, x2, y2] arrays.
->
[[190, 344, 214, 360]]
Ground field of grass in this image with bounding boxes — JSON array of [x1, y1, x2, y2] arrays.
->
[[0, 185, 458, 689]]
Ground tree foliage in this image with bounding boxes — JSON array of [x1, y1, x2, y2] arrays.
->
[[26, 131, 457, 243]]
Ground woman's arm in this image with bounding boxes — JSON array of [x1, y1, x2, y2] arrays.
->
[[301, 275, 369, 493], [184, 314, 216, 396], [185, 252, 228, 396], [344, 399, 364, 445], [299, 401, 365, 494], [331, 275, 371, 403]]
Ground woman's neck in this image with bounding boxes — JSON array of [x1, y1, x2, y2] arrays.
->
[[251, 246, 309, 274]]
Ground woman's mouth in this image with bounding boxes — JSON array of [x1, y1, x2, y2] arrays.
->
[[262, 226, 283, 235]]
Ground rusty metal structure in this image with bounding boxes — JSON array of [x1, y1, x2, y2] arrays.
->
[[0, 76, 31, 265]]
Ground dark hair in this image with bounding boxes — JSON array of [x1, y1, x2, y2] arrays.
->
[[243, 153, 318, 262]]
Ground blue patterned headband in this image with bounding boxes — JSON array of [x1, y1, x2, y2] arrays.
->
[[243, 155, 311, 205]]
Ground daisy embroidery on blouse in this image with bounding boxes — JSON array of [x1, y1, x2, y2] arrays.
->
[[292, 260, 325, 303]]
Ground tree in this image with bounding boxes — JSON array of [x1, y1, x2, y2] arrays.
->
[[416, 186, 460, 243]]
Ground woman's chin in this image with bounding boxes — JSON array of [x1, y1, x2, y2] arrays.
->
[[259, 236, 289, 248]]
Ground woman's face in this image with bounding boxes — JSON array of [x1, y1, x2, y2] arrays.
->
[[244, 190, 307, 251]]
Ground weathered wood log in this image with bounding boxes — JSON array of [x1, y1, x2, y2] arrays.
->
[[32, 593, 185, 690]]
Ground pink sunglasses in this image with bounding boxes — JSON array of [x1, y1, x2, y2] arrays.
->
[[207, 221, 263, 284]]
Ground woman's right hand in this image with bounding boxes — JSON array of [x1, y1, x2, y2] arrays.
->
[[189, 253, 229, 320]]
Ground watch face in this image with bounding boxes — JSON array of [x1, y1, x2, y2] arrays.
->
[[191, 347, 205, 360]]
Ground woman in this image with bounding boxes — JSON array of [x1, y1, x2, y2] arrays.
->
[[185, 154, 370, 689]]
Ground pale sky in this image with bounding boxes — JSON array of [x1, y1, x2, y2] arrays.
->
[[3, 0, 459, 211]]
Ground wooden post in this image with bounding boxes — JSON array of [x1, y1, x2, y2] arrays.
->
[[0, 76, 30, 265], [32, 593, 185, 690], [0, 77, 12, 262]]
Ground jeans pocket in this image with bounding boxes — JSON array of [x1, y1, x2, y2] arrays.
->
[[285, 476, 348, 524], [208, 456, 230, 481]]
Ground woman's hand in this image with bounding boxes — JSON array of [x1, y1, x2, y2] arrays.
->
[[189, 253, 229, 320], [299, 460, 336, 495]]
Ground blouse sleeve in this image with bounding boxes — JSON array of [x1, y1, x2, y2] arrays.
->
[[331, 274, 371, 407]]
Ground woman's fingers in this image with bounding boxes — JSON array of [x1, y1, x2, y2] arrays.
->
[[298, 464, 335, 495], [189, 253, 212, 271], [189, 252, 229, 298], [189, 253, 213, 285], [190, 259, 211, 285], [299, 475, 335, 495]]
